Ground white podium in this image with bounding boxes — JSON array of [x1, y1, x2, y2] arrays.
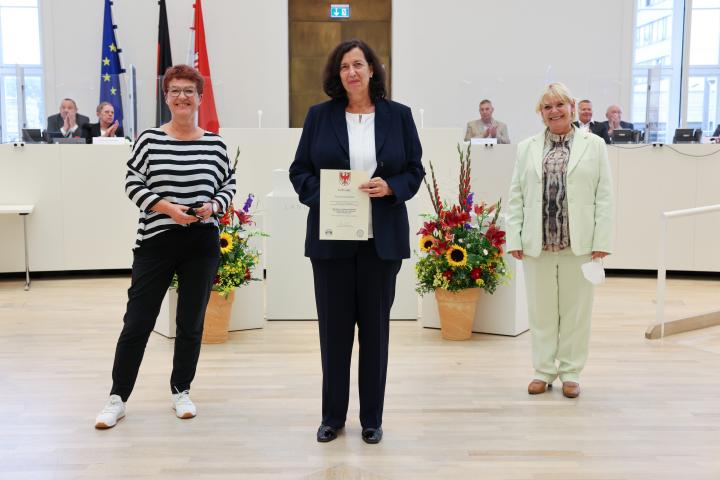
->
[[264, 169, 419, 320], [420, 255, 529, 336]]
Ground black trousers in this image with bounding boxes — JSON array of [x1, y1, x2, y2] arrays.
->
[[110, 226, 220, 401], [310, 240, 402, 429]]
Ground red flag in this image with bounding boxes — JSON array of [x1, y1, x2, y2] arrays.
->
[[190, 0, 219, 133]]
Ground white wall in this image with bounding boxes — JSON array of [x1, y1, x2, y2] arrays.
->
[[40, 0, 288, 133], [40, 0, 632, 140], [393, 0, 635, 142]]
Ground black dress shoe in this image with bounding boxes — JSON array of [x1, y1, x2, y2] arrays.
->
[[361, 427, 383, 444], [316, 424, 342, 443]]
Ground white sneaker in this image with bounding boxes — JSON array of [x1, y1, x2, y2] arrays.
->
[[95, 394, 126, 429], [172, 390, 197, 419]]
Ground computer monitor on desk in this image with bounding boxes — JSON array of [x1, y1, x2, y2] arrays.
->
[[673, 128, 702, 143], [45, 131, 64, 142], [21, 128, 43, 143], [611, 129, 635, 144], [46, 131, 85, 144]]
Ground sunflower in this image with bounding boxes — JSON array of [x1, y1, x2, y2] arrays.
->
[[219, 231, 234, 254], [445, 244, 468, 267], [419, 235, 436, 252]]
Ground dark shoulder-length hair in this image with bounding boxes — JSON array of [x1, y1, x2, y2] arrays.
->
[[322, 39, 387, 101]]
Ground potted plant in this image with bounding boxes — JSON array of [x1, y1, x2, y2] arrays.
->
[[156, 193, 265, 342], [415, 144, 509, 340], [200, 193, 265, 343]]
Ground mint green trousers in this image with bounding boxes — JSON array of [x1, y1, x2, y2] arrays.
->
[[522, 249, 594, 384]]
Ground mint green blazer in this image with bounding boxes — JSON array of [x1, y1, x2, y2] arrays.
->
[[505, 127, 614, 258]]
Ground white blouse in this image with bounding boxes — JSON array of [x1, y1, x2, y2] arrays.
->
[[346, 112, 377, 238]]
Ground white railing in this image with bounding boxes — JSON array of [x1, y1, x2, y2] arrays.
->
[[655, 204, 720, 339]]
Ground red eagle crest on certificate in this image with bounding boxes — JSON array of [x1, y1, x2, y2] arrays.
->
[[339, 171, 351, 186]]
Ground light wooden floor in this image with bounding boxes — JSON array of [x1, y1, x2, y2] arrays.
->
[[1, 275, 719, 480]]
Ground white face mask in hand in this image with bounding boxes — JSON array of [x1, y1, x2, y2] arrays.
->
[[581, 258, 605, 285]]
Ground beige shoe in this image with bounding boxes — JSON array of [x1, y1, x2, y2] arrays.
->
[[527, 379, 549, 395], [562, 382, 581, 398]]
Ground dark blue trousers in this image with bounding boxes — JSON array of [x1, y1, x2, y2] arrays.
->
[[310, 240, 402, 429]]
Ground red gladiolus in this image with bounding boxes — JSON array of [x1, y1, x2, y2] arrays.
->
[[442, 270, 453, 280], [235, 210, 253, 225], [219, 212, 231, 225], [430, 239, 450, 256], [417, 221, 438, 236], [485, 224, 506, 248], [473, 202, 486, 217], [244, 268, 251, 280], [470, 267, 482, 280], [441, 205, 470, 228]]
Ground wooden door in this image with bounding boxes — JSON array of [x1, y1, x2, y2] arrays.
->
[[288, 0, 391, 127]]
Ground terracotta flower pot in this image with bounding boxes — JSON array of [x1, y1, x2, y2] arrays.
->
[[434, 287, 480, 340], [202, 290, 235, 344]]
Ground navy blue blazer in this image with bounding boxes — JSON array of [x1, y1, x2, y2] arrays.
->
[[289, 98, 425, 260]]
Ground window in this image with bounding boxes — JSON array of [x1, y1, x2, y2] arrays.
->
[[633, 0, 720, 139], [686, 0, 720, 134], [0, 0, 44, 143], [635, 17, 670, 48]]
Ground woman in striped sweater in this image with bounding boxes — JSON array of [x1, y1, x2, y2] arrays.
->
[[95, 65, 236, 429]]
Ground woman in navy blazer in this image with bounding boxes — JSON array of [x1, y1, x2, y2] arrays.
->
[[289, 39, 424, 444]]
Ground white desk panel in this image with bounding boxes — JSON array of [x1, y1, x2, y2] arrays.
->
[[2, 135, 719, 275], [58, 145, 137, 270], [694, 154, 720, 272], [0, 145, 65, 272], [219, 128, 302, 213]]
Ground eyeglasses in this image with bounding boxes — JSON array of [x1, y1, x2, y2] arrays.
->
[[167, 88, 198, 97]]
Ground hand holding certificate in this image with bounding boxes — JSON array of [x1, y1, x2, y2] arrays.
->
[[320, 169, 370, 240]]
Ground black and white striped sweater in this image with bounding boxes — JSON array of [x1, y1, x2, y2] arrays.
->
[[125, 128, 236, 248]]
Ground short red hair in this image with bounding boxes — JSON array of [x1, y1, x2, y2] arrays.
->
[[162, 64, 205, 95]]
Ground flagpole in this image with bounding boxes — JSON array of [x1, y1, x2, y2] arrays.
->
[[99, 0, 125, 128], [186, 1, 195, 67], [111, 3, 128, 128]]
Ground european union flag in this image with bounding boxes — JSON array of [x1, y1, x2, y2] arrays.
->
[[99, 0, 124, 125]]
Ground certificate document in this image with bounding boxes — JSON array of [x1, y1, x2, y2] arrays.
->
[[319, 169, 370, 241]]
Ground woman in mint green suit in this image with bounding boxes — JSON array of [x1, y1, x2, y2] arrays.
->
[[506, 82, 613, 399]]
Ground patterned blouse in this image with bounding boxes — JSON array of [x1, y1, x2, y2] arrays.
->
[[542, 128, 575, 251]]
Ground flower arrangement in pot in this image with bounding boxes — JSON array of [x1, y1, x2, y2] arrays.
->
[[201, 193, 265, 343], [214, 193, 263, 296], [415, 144, 509, 340], [169, 192, 265, 343]]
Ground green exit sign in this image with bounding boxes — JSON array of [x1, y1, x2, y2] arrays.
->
[[330, 4, 350, 18]]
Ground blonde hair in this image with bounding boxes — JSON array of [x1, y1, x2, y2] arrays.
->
[[96, 101, 113, 114], [535, 82, 577, 123]]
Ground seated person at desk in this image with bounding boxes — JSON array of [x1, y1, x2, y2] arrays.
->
[[601, 104, 634, 136], [82, 102, 124, 143], [573, 99, 610, 144], [46, 98, 89, 138], [464, 99, 510, 143]]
